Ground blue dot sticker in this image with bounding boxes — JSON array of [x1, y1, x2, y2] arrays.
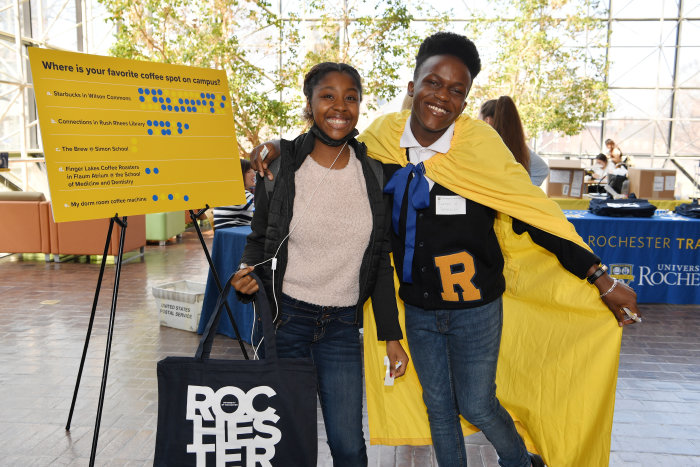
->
[[166, 129, 171, 135], [166, 121, 170, 127], [147, 120, 152, 126], [157, 89, 163, 95], [159, 121, 165, 127], [161, 129, 166, 135], [178, 129, 183, 134], [221, 95, 226, 101], [161, 104, 166, 110], [177, 122, 182, 127], [200, 92, 205, 98], [138, 88, 143, 94], [158, 97, 164, 103], [154, 168, 159, 174], [193, 107, 197, 112], [152, 97, 158, 103], [151, 88, 157, 95], [184, 123, 189, 130], [196, 99, 201, 105], [210, 107, 214, 113], [168, 194, 173, 200], [167, 105, 172, 111], [166, 97, 171, 103], [147, 129, 153, 135], [145, 168, 151, 174], [145, 89, 150, 95], [185, 99, 190, 104], [152, 195, 158, 201], [184, 195, 189, 201], [209, 101, 214, 106], [220, 102, 224, 108], [139, 96, 145, 102], [175, 107, 179, 112], [180, 106, 185, 112]]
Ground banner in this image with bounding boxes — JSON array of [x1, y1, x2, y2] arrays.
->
[[567, 210, 700, 304], [29, 48, 244, 222]]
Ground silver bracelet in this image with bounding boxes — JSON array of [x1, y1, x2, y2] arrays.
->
[[600, 278, 619, 298]]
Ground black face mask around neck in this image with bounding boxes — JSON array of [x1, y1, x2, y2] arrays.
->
[[309, 123, 358, 147]]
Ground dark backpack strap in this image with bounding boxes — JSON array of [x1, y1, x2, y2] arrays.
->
[[264, 157, 281, 199]]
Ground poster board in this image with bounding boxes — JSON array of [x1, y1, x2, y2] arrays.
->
[[29, 48, 245, 222]]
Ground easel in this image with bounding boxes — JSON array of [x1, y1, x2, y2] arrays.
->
[[65, 210, 249, 466]]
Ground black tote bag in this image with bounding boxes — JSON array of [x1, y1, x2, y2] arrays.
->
[[154, 273, 317, 466]]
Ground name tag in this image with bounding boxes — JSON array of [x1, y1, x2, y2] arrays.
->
[[435, 196, 466, 215]]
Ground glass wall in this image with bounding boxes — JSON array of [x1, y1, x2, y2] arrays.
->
[[0, 0, 698, 197]]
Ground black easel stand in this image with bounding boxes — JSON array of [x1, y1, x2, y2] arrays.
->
[[64, 214, 127, 467], [189, 206, 249, 360]]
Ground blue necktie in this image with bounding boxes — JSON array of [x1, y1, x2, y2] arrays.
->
[[383, 162, 430, 283]]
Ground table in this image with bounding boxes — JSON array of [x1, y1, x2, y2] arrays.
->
[[197, 226, 254, 343], [554, 198, 690, 211], [565, 210, 700, 304]]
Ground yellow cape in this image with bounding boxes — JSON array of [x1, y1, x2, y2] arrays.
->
[[359, 110, 621, 467]]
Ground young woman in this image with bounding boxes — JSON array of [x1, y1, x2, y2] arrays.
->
[[231, 62, 408, 466], [478, 96, 549, 187], [212, 158, 256, 228]]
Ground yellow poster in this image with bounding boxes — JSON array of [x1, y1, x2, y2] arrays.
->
[[29, 48, 244, 222]]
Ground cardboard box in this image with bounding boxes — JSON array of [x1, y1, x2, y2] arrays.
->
[[627, 168, 676, 200], [152, 280, 206, 331], [546, 160, 585, 199]]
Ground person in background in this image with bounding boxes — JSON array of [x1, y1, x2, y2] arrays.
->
[[605, 138, 622, 162], [586, 153, 609, 193], [231, 62, 408, 466], [478, 96, 549, 187], [213, 158, 256, 228]]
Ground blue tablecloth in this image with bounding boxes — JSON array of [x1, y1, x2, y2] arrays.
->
[[565, 210, 700, 304], [197, 226, 254, 342]]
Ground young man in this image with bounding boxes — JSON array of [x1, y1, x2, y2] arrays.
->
[[359, 32, 639, 467]]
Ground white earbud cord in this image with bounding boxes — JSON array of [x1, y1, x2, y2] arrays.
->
[[249, 141, 348, 359]]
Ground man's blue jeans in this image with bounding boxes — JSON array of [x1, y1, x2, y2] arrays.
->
[[271, 293, 367, 467], [404, 297, 530, 467]]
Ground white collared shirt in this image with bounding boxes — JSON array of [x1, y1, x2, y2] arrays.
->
[[399, 116, 455, 191]]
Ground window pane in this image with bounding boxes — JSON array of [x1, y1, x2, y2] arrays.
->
[[612, 0, 679, 19], [610, 20, 677, 47], [603, 119, 658, 155], [607, 89, 672, 119], [608, 46, 674, 87]]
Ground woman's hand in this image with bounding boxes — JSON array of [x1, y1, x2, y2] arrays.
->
[[594, 273, 641, 327], [250, 140, 281, 180], [231, 266, 258, 295], [386, 340, 409, 379]]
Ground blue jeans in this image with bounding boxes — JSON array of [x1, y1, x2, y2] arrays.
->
[[404, 297, 529, 467], [266, 294, 367, 467]]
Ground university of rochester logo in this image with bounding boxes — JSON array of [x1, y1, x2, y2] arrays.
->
[[186, 385, 282, 466], [609, 264, 635, 284]]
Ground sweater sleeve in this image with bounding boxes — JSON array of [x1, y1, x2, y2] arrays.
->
[[512, 218, 600, 279]]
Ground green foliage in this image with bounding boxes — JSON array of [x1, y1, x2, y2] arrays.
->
[[99, 0, 608, 149], [99, 0, 447, 153], [465, 0, 611, 137]]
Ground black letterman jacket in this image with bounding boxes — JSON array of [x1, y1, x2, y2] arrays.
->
[[383, 163, 600, 310], [238, 132, 403, 341]]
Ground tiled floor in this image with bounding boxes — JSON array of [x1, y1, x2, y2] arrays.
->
[[0, 227, 698, 466]]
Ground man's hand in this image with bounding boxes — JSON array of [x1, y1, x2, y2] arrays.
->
[[386, 340, 409, 378], [595, 273, 641, 327]]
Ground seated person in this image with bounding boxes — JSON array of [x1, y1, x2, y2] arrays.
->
[[586, 153, 608, 194], [213, 158, 255, 228]]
